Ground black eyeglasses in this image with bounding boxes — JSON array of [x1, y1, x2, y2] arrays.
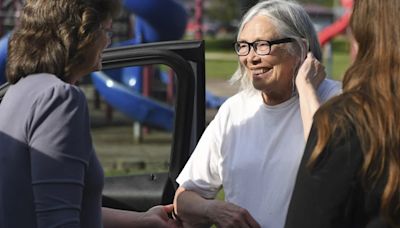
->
[[233, 38, 295, 56]]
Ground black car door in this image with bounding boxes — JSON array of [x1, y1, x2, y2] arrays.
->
[[0, 40, 206, 212]]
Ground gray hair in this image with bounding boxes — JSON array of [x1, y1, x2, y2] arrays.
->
[[230, 0, 321, 92]]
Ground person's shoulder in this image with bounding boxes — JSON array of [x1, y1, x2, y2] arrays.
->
[[221, 90, 257, 107], [212, 90, 258, 121], [315, 91, 355, 123], [27, 74, 86, 107], [318, 78, 342, 101], [319, 78, 342, 93]]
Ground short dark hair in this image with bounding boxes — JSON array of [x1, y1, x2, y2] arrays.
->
[[6, 0, 121, 83]]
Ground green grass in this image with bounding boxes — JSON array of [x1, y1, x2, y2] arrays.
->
[[331, 37, 351, 80], [216, 189, 225, 200], [331, 51, 350, 81], [205, 59, 237, 80], [204, 38, 235, 51]]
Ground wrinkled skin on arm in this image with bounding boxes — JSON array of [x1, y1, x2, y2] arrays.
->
[[173, 187, 261, 228], [295, 52, 326, 139]]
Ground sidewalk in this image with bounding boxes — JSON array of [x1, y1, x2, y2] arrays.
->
[[206, 77, 238, 97]]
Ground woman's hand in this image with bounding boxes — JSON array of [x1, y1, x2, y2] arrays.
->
[[102, 205, 182, 228], [295, 52, 325, 139], [174, 188, 260, 228], [206, 200, 261, 228], [142, 204, 182, 228], [296, 52, 326, 90]]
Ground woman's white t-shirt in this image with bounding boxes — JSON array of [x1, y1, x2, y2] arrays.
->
[[177, 79, 341, 228]]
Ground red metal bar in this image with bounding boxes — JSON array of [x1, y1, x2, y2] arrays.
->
[[0, 0, 4, 36], [166, 68, 174, 104], [194, 0, 203, 40], [142, 66, 152, 97], [141, 66, 154, 135]]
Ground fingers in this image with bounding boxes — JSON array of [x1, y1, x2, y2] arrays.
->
[[296, 52, 326, 89], [167, 219, 183, 228], [212, 201, 260, 228], [148, 205, 170, 221], [243, 211, 261, 228], [163, 204, 174, 213], [228, 206, 260, 228], [312, 57, 326, 88], [307, 52, 319, 72], [307, 51, 314, 59], [147, 205, 184, 228]]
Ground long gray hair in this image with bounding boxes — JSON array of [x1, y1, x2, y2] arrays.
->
[[230, 0, 321, 92]]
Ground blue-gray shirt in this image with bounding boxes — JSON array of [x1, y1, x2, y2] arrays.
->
[[0, 73, 104, 227]]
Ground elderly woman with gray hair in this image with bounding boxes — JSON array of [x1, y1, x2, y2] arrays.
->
[[173, 0, 341, 227]]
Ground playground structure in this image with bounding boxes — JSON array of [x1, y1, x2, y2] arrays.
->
[[318, 0, 353, 46], [90, 0, 230, 138], [316, 0, 354, 75], [90, 0, 188, 139], [0, 0, 354, 134]]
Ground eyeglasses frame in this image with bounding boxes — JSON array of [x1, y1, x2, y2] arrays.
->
[[233, 37, 296, 56]]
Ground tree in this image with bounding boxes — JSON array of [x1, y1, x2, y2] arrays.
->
[[297, 0, 334, 7], [206, 0, 241, 25], [239, 0, 259, 14]]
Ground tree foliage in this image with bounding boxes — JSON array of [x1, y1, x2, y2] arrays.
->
[[205, 0, 334, 27], [206, 0, 241, 24], [296, 0, 334, 7]]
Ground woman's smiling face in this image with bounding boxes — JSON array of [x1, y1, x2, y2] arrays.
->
[[238, 15, 301, 105]]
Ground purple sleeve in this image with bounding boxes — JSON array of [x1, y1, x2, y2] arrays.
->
[[27, 84, 93, 227]]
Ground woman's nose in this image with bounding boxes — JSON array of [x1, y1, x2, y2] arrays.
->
[[248, 48, 261, 63]]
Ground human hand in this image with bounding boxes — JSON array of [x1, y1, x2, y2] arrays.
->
[[206, 200, 260, 228], [295, 52, 326, 90], [142, 204, 182, 228]]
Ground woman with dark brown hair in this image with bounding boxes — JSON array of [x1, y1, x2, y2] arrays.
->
[[0, 0, 179, 227], [285, 0, 400, 227]]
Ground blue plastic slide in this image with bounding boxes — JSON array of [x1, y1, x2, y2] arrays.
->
[[121, 0, 227, 108], [91, 71, 174, 132], [206, 90, 227, 109], [0, 33, 10, 84], [122, 0, 188, 43], [111, 0, 188, 92], [90, 0, 186, 130]]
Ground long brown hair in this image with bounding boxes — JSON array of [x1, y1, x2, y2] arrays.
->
[[309, 0, 400, 225], [6, 0, 120, 83]]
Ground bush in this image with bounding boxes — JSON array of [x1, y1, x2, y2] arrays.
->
[[205, 38, 236, 51]]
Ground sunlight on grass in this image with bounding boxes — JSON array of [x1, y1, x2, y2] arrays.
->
[[331, 51, 351, 81], [205, 59, 237, 80]]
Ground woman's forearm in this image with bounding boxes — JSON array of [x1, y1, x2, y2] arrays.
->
[[102, 207, 145, 228], [103, 204, 179, 228], [295, 52, 325, 139], [297, 81, 321, 139], [174, 187, 214, 227], [174, 187, 260, 228]]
